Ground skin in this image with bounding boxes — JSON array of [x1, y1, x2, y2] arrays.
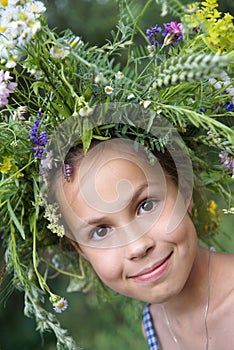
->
[[57, 139, 234, 350]]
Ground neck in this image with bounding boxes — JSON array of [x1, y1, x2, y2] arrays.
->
[[162, 246, 210, 316]]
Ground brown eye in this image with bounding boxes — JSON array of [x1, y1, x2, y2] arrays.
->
[[90, 225, 112, 240], [138, 199, 157, 215]]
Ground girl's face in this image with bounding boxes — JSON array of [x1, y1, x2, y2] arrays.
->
[[59, 139, 197, 303]]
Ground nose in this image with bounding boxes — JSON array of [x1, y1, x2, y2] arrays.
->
[[125, 234, 154, 261]]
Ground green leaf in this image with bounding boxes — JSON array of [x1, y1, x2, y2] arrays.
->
[[7, 200, 25, 240], [81, 117, 93, 154], [51, 102, 72, 118]]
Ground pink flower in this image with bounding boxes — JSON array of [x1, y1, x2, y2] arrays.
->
[[0, 69, 17, 108], [162, 22, 183, 46], [164, 22, 183, 36]]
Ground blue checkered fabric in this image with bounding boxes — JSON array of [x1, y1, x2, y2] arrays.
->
[[142, 304, 161, 350]]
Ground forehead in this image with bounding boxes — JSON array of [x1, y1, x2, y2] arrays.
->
[[61, 138, 166, 208], [73, 137, 164, 186], [78, 138, 153, 172]]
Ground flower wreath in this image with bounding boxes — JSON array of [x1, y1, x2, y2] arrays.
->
[[0, 0, 234, 348]]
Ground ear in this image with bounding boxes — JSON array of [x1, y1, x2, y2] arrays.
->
[[68, 238, 90, 261]]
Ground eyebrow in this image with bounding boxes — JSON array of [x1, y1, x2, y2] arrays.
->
[[77, 182, 154, 230]]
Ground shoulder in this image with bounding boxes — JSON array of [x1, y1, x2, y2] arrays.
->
[[211, 251, 234, 301], [212, 250, 234, 274], [209, 251, 234, 345]]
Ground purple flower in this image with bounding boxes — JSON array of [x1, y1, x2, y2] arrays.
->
[[30, 112, 48, 160], [32, 146, 47, 160], [226, 102, 234, 112], [219, 151, 234, 178], [64, 163, 73, 182], [30, 117, 40, 143], [41, 150, 53, 170], [146, 25, 162, 46], [0, 69, 17, 108], [146, 22, 183, 48], [162, 22, 183, 46], [37, 131, 49, 146], [53, 297, 68, 313]]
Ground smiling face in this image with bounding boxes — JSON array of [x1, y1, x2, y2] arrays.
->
[[56, 138, 197, 303]]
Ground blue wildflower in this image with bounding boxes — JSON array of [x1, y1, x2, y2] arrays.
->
[[29, 117, 40, 143], [226, 102, 234, 112], [146, 25, 162, 46], [30, 112, 48, 160], [32, 146, 47, 160], [37, 131, 49, 146]]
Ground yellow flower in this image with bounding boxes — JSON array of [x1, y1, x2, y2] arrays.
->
[[0, 26, 6, 33], [208, 200, 217, 218], [0, 157, 12, 174], [209, 200, 217, 210], [1, 0, 8, 7], [192, 0, 234, 53]]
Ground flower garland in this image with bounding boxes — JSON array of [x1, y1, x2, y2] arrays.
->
[[0, 0, 233, 348]]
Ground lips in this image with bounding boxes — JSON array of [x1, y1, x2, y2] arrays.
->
[[129, 251, 173, 283]]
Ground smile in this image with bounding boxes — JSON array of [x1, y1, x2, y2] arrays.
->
[[129, 252, 173, 283]]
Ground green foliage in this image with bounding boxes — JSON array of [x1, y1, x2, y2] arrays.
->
[[152, 52, 231, 89]]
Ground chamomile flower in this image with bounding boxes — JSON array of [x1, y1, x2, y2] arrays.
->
[[50, 46, 70, 59], [115, 71, 124, 79], [53, 297, 68, 313], [79, 106, 94, 117], [0, 1, 46, 63], [104, 85, 114, 95], [25, 1, 46, 15]]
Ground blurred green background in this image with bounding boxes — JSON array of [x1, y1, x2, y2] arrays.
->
[[1, 1, 234, 349]]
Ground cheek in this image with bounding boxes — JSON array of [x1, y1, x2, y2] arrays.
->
[[172, 219, 197, 274], [178, 217, 197, 248], [172, 219, 196, 244], [159, 205, 197, 242], [84, 249, 123, 285]]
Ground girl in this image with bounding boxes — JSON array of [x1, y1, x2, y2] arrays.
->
[[45, 118, 234, 350]]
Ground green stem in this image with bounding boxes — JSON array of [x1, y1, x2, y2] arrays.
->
[[131, 57, 154, 89], [60, 65, 78, 99], [0, 159, 35, 188], [126, 0, 155, 66], [38, 57, 73, 115], [70, 51, 97, 69], [41, 257, 85, 280], [130, 0, 154, 42], [32, 213, 52, 296]]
